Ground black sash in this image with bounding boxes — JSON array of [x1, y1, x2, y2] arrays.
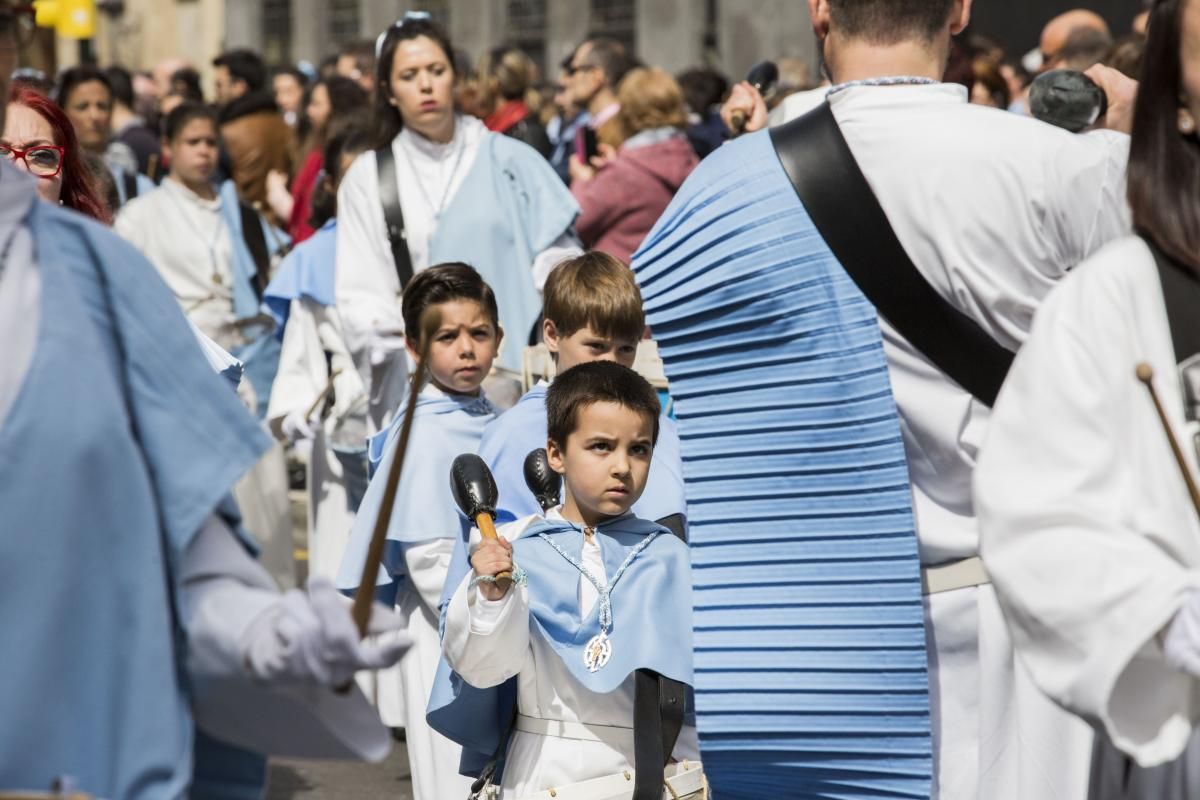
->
[[375, 145, 415, 289], [770, 102, 1014, 407], [238, 201, 270, 301], [632, 669, 687, 799]]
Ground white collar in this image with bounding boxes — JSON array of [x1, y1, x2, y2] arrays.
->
[[827, 81, 968, 112], [163, 176, 222, 212], [399, 113, 485, 161]]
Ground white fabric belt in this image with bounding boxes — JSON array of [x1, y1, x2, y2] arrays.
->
[[516, 714, 634, 748], [921, 556, 990, 595], [518, 760, 706, 800]]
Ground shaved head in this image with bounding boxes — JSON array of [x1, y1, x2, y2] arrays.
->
[[1041, 9, 1111, 69]]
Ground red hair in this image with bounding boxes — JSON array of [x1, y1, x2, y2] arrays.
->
[[8, 85, 111, 224]]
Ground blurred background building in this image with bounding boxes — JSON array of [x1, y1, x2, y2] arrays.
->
[[36, 0, 1140, 84]]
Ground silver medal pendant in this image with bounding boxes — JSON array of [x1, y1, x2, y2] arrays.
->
[[584, 632, 612, 673]]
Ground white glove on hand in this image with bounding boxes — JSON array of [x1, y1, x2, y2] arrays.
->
[[241, 576, 411, 687], [281, 409, 317, 442], [1164, 590, 1200, 679], [368, 330, 408, 367]]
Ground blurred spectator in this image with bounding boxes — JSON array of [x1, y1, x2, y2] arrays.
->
[[3, 85, 110, 221], [569, 68, 698, 264], [677, 67, 728, 159], [1000, 58, 1032, 112], [476, 46, 551, 157], [1132, 0, 1152, 35], [266, 75, 367, 243], [1039, 9, 1111, 71], [105, 65, 161, 176], [168, 67, 204, 103], [10, 67, 52, 95], [1105, 33, 1147, 79], [545, 56, 588, 183], [272, 65, 309, 129], [1057, 26, 1114, 70], [566, 37, 635, 151], [152, 56, 192, 98], [213, 48, 295, 225], [131, 71, 158, 120], [970, 58, 1011, 108], [56, 66, 135, 174], [336, 39, 377, 96], [771, 56, 816, 105]]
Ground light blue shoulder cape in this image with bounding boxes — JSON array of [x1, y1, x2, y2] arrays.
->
[[426, 514, 693, 774], [629, 119, 933, 798], [431, 133, 579, 371], [262, 218, 337, 334], [441, 384, 689, 621], [217, 179, 287, 418], [0, 199, 272, 799], [335, 386, 496, 605]]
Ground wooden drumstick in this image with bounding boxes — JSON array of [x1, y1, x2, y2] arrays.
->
[[1137, 362, 1200, 516], [349, 309, 441, 636]]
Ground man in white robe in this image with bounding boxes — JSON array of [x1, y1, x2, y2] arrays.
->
[[973, 246, 1200, 799], [673, 1, 1134, 797]]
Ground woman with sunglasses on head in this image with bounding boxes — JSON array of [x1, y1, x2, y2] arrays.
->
[[3, 85, 110, 222], [976, 0, 1200, 796], [336, 14, 579, 434]]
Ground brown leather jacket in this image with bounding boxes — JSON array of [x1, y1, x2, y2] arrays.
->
[[219, 92, 295, 226]]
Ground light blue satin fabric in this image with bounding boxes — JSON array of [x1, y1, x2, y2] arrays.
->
[[429, 133, 579, 371], [0, 199, 270, 799], [262, 218, 336, 334], [335, 386, 495, 605], [630, 124, 933, 799]]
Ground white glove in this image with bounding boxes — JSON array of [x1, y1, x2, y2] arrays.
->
[[241, 576, 411, 687], [1164, 590, 1200, 678], [281, 409, 317, 442], [368, 330, 408, 367]]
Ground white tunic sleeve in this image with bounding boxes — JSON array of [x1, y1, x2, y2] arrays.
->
[[975, 240, 1200, 767], [335, 151, 404, 371], [442, 574, 531, 689], [266, 298, 327, 429]]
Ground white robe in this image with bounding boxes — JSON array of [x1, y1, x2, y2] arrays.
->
[[775, 83, 1132, 799], [974, 236, 1200, 799], [335, 115, 575, 433], [115, 176, 295, 589], [443, 511, 700, 798]]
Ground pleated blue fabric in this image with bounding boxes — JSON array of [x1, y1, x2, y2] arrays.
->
[[631, 128, 932, 799]]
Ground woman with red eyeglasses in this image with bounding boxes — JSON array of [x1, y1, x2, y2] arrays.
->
[[2, 85, 110, 223]]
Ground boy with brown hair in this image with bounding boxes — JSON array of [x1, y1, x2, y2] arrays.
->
[[441, 361, 704, 798], [478, 251, 686, 525]]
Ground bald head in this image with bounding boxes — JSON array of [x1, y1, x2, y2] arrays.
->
[[1041, 9, 1111, 69]]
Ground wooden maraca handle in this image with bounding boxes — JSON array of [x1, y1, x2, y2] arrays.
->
[[475, 511, 513, 590]]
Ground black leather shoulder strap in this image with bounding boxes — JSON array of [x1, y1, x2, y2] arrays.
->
[[375, 144, 415, 289], [633, 669, 686, 800], [121, 170, 138, 206], [769, 103, 1014, 407], [238, 201, 270, 300]]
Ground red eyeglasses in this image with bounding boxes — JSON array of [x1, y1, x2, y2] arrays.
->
[[0, 143, 66, 178]]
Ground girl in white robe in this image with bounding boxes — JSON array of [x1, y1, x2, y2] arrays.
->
[[115, 102, 295, 589], [975, 5, 1200, 796], [335, 15, 578, 433]]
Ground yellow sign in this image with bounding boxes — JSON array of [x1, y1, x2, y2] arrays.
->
[[32, 0, 97, 39]]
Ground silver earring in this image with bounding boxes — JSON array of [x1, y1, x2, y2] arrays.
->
[[1181, 110, 1197, 136]]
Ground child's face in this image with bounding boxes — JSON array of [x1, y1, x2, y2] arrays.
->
[[544, 321, 639, 373], [408, 299, 500, 395], [547, 401, 654, 525]]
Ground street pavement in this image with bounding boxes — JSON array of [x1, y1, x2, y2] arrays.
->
[[264, 490, 414, 799]]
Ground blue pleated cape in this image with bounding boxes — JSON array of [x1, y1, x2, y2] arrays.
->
[[262, 218, 337, 334], [629, 122, 933, 799]]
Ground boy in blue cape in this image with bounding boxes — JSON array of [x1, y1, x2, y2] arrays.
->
[[336, 263, 500, 800], [440, 362, 704, 799], [476, 251, 686, 527]]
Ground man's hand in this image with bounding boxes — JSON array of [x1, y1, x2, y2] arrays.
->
[[720, 81, 769, 135], [1085, 64, 1138, 135], [471, 537, 514, 602]]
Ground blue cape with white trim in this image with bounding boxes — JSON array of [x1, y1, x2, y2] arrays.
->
[[426, 514, 693, 773], [335, 386, 495, 605], [261, 219, 337, 334], [629, 124, 933, 799]]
